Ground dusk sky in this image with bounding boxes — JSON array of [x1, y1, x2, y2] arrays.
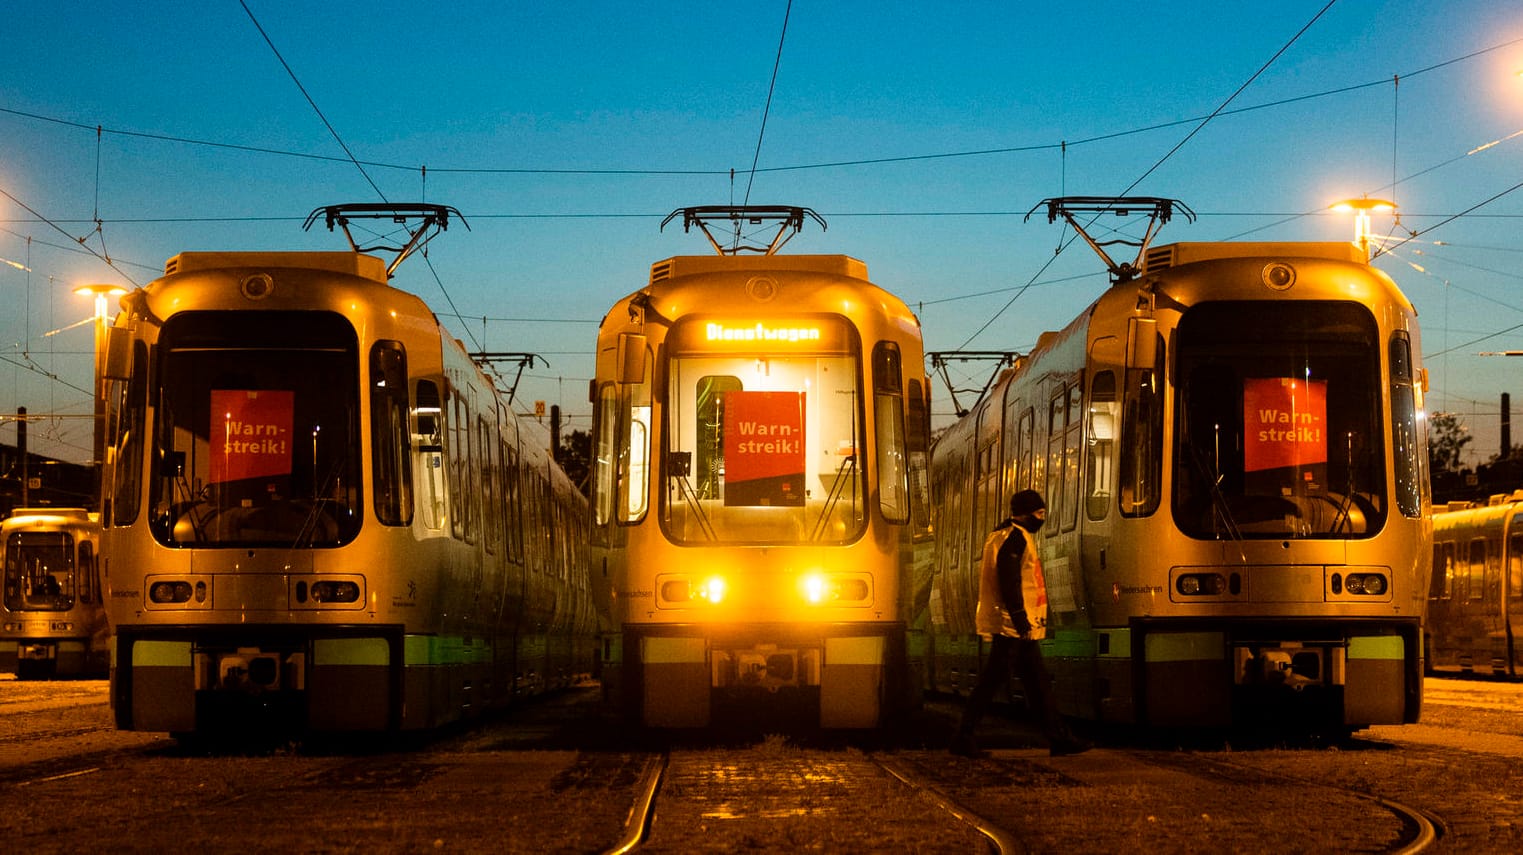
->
[[4, 1, 1523, 467]]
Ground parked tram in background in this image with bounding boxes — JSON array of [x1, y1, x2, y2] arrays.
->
[[98, 205, 596, 737], [1, 508, 109, 679], [590, 207, 934, 728], [928, 198, 1430, 735], [1429, 493, 1523, 678]]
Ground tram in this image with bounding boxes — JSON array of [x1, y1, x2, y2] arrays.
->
[[1, 508, 109, 678], [928, 198, 1430, 734], [98, 205, 596, 736], [1429, 494, 1522, 678], [589, 207, 934, 728]]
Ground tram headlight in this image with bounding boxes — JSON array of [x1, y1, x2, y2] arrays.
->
[[660, 576, 727, 605], [1345, 573, 1388, 596], [149, 581, 194, 604], [1176, 573, 1226, 596], [799, 572, 871, 605], [310, 580, 361, 604]]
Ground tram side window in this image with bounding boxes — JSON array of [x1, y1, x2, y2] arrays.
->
[[1086, 371, 1117, 520], [906, 379, 932, 540], [1467, 539, 1487, 601], [1431, 542, 1453, 601], [1046, 391, 1067, 530], [1389, 334, 1423, 518], [109, 340, 149, 527], [1512, 533, 1523, 601], [78, 540, 95, 604], [413, 380, 446, 531], [1120, 334, 1163, 518], [504, 442, 523, 563], [591, 368, 651, 526], [593, 384, 617, 527], [370, 341, 413, 527], [874, 342, 910, 524]]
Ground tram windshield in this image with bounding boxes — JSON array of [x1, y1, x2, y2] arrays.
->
[[148, 311, 362, 547], [3, 532, 75, 611], [662, 319, 864, 544], [1173, 301, 1386, 539]]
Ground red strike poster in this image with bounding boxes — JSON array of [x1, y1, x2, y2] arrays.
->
[[724, 390, 806, 506], [1243, 377, 1327, 472], [210, 389, 294, 484]]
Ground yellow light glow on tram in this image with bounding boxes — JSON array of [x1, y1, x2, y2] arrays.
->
[[802, 573, 828, 604], [701, 576, 726, 604]]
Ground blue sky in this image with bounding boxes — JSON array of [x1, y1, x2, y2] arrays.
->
[[4, 1, 1523, 466]]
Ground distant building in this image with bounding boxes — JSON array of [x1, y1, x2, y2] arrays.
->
[[0, 443, 97, 517]]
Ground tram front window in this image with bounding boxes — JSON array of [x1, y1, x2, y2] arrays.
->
[[3, 533, 75, 611], [1173, 301, 1386, 539], [663, 337, 864, 545], [148, 311, 362, 547]]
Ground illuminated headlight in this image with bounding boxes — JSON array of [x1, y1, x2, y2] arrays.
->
[[800, 573, 870, 604], [50, 621, 75, 632], [1176, 573, 1226, 596], [660, 577, 726, 604], [310, 580, 361, 603], [149, 581, 194, 604], [1345, 573, 1388, 596], [2, 622, 23, 632]]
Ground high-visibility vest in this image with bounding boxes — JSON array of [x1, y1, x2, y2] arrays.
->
[[974, 523, 1048, 641]]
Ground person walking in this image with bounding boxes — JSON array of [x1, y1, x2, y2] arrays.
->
[[950, 489, 1090, 758]]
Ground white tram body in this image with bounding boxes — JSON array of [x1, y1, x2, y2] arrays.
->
[[100, 251, 594, 735], [590, 253, 934, 728], [1429, 494, 1523, 678], [1, 508, 109, 678], [930, 241, 1430, 732]]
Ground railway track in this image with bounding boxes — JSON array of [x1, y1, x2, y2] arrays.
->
[[607, 748, 1019, 853]]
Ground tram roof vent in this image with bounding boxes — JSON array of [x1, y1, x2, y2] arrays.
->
[[650, 259, 675, 284]]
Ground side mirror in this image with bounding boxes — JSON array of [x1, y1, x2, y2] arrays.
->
[[104, 326, 132, 381], [1127, 317, 1157, 372], [617, 332, 647, 384]]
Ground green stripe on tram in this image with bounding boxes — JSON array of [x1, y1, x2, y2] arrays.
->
[[133, 640, 192, 666], [404, 634, 493, 667], [1348, 635, 1405, 660], [315, 637, 390, 667], [1144, 631, 1225, 663]]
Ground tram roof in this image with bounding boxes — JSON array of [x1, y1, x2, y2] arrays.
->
[[649, 254, 868, 286], [162, 251, 389, 283], [1140, 241, 1365, 274]]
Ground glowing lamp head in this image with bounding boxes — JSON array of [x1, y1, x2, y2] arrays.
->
[[701, 576, 726, 604]]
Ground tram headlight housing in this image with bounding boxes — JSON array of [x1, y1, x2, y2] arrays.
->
[[1345, 572, 1388, 596], [1176, 573, 1226, 596], [659, 575, 727, 605], [799, 572, 871, 605], [310, 580, 361, 604], [149, 581, 194, 604]]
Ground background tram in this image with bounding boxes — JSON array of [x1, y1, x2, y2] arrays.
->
[[929, 203, 1430, 734], [589, 207, 933, 728], [1430, 494, 1523, 678], [99, 207, 595, 736], [1, 508, 109, 679]]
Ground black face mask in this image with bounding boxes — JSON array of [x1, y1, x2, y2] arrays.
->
[[1017, 514, 1045, 533]]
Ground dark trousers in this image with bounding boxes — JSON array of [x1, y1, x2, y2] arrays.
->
[[957, 634, 1070, 742]]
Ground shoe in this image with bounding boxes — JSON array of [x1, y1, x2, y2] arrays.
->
[[1048, 736, 1092, 757], [949, 734, 990, 759]]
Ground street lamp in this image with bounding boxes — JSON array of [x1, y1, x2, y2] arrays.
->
[[74, 283, 127, 470], [1331, 198, 1396, 260]]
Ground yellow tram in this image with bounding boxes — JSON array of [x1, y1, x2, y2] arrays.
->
[[590, 207, 933, 728]]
